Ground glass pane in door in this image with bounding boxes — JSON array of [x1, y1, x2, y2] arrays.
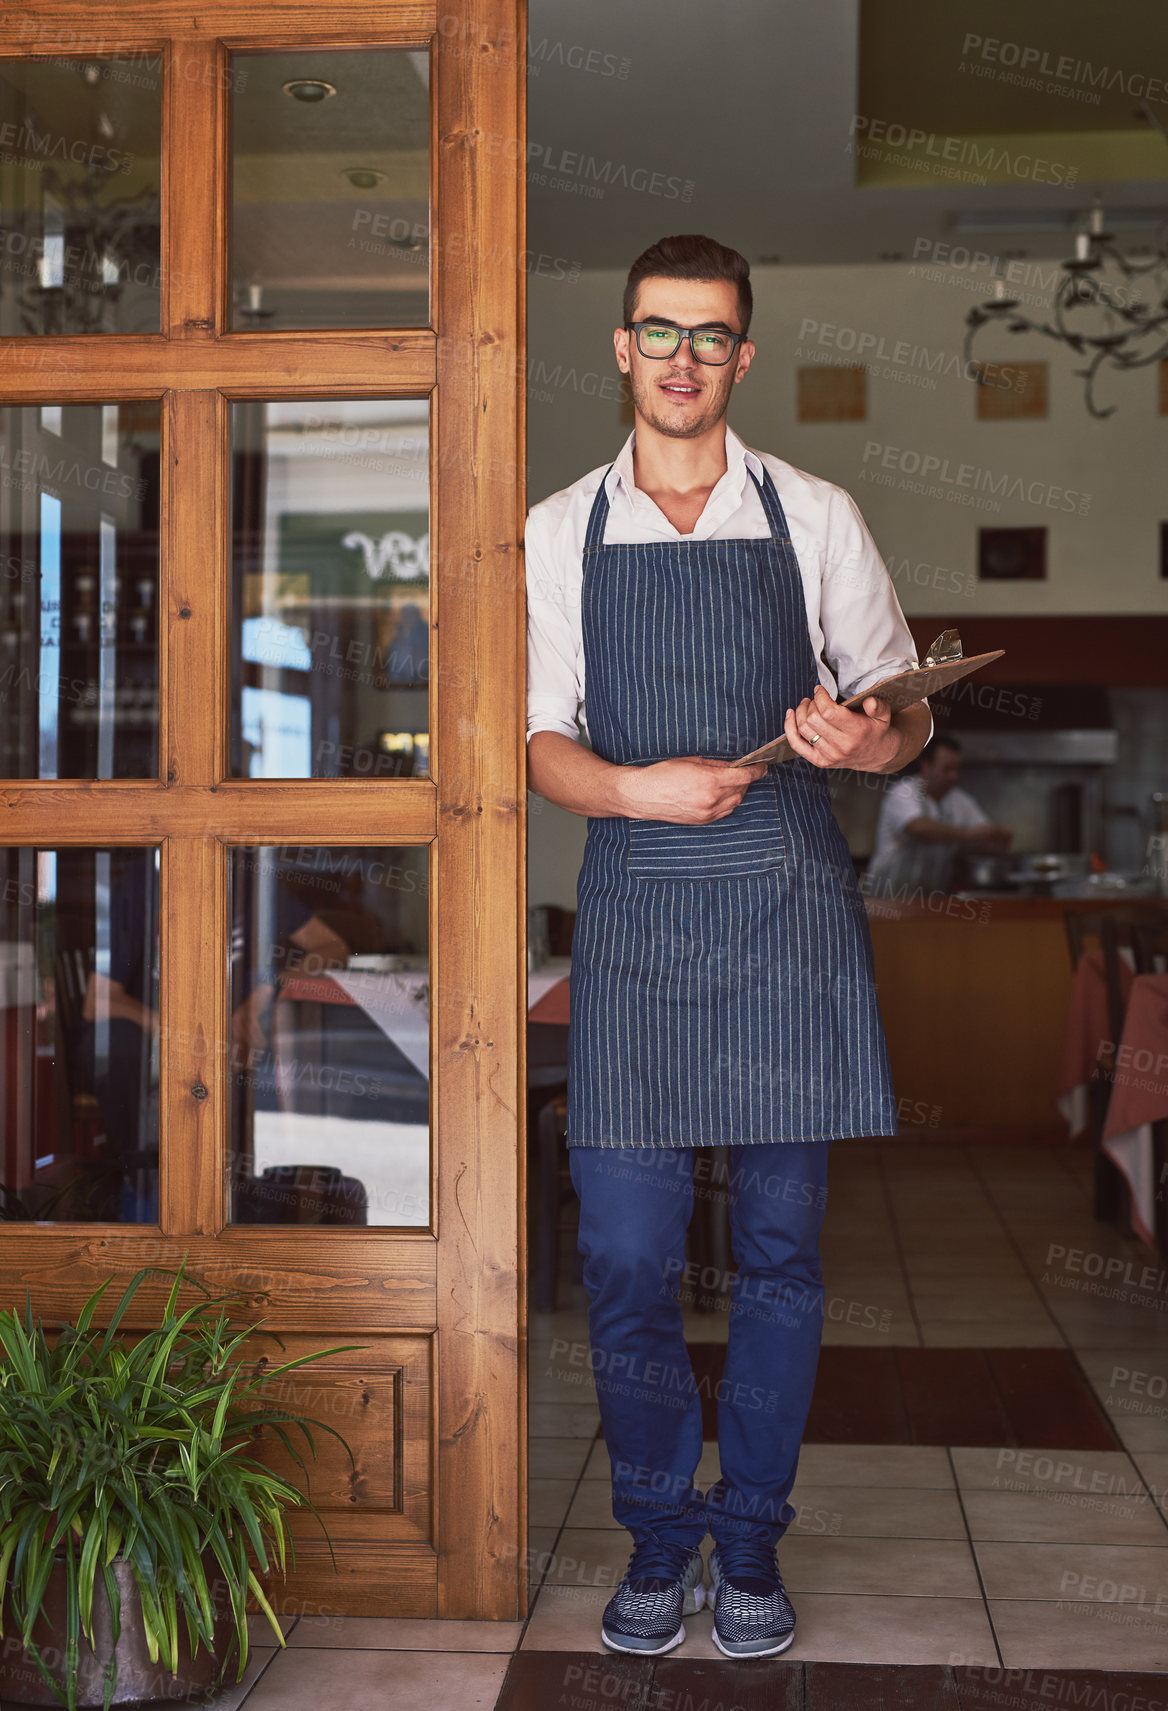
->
[[0, 56, 162, 335], [230, 398, 429, 778], [0, 402, 160, 778], [0, 846, 159, 1224], [230, 48, 429, 329], [227, 843, 429, 1226]]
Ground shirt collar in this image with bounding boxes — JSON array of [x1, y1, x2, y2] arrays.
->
[[604, 424, 765, 507]]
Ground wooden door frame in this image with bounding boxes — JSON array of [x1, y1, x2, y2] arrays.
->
[[0, 1, 528, 1620]]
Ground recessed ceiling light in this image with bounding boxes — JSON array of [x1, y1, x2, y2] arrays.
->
[[282, 78, 337, 103]]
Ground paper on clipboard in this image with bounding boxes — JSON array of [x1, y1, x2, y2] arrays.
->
[[732, 630, 1005, 767]]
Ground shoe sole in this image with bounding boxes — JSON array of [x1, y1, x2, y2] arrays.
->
[[601, 1622, 686, 1656], [712, 1625, 795, 1659]]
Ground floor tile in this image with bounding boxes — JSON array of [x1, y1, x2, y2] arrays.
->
[[787, 1485, 967, 1540], [782, 1535, 980, 1597], [536, 1528, 629, 1590], [528, 1370, 598, 1406], [529, 1402, 600, 1439], [285, 1616, 524, 1651], [951, 1447, 1141, 1492], [529, 1437, 595, 1481], [564, 1482, 624, 1529], [907, 1283, 1046, 1313], [526, 1525, 560, 1588], [991, 1598, 1168, 1668], [962, 1487, 1168, 1545], [1112, 1414, 1168, 1453], [241, 1644, 509, 1709], [975, 1540, 1168, 1601], [582, 1438, 722, 1487], [681, 1313, 730, 1344], [1130, 1451, 1168, 1509], [786, 1594, 998, 1665], [822, 1308, 921, 1347], [201, 1646, 278, 1710], [916, 1318, 1066, 1348], [531, 1478, 580, 1527], [794, 1444, 954, 1489]]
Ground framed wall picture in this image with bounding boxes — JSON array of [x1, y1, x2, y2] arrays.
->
[[975, 361, 1048, 420], [797, 363, 867, 422], [978, 526, 1047, 580]]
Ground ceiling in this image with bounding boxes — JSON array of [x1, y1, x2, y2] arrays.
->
[[526, 0, 1168, 269]]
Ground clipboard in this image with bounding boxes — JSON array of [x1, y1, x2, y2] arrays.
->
[[731, 630, 1005, 767]]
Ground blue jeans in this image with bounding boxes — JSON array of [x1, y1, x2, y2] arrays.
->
[[568, 1141, 831, 1551]]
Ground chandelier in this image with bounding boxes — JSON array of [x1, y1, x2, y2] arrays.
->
[[963, 110, 1168, 419]]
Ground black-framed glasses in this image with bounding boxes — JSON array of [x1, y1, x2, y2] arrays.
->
[[625, 321, 745, 366]]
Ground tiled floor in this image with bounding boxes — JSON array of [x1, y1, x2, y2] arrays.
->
[[193, 1141, 1168, 1704]]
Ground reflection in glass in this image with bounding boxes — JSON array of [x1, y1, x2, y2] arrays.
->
[[0, 57, 162, 336], [230, 399, 429, 778], [228, 845, 429, 1227], [230, 49, 429, 329], [0, 403, 160, 778], [0, 846, 159, 1224]]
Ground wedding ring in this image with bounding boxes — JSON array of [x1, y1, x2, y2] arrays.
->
[[803, 730, 820, 745]]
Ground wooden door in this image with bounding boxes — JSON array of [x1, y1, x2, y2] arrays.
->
[[0, 0, 527, 1619]]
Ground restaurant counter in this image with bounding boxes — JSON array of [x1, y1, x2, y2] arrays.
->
[[864, 893, 1155, 1132]]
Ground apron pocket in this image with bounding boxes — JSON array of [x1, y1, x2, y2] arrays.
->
[[626, 773, 786, 880]]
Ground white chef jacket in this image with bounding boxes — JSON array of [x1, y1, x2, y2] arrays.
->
[[865, 775, 990, 897], [871, 777, 990, 863], [525, 424, 929, 748]]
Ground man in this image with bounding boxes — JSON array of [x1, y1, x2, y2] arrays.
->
[[524, 234, 930, 1660], [865, 733, 1012, 901]]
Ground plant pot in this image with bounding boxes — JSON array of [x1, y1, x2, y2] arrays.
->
[[0, 1554, 240, 1707]]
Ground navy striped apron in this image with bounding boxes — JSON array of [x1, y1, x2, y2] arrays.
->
[[566, 463, 898, 1147]]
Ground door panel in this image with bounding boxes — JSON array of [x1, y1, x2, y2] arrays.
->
[[0, 0, 525, 1621]]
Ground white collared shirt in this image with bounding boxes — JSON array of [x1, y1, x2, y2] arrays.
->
[[525, 424, 929, 746]]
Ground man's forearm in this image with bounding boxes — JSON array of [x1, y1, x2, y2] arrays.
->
[[527, 730, 634, 817], [874, 701, 932, 775]]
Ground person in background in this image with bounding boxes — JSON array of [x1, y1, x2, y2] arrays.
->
[[864, 733, 1012, 900]]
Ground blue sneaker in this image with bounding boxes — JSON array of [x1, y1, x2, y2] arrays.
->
[[600, 1536, 706, 1655], [709, 1541, 795, 1658]]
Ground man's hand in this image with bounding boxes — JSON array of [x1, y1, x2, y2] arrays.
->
[[966, 823, 1013, 851], [619, 756, 769, 824], [784, 685, 924, 774]]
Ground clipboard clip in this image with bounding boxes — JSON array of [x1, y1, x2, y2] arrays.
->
[[923, 628, 963, 668]]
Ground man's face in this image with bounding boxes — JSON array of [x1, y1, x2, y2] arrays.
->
[[921, 746, 962, 798], [614, 277, 754, 441]]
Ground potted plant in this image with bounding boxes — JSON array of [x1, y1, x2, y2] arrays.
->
[[0, 1265, 360, 1709]]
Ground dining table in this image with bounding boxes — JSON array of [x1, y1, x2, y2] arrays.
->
[[275, 956, 573, 1085], [1057, 947, 1168, 1248]]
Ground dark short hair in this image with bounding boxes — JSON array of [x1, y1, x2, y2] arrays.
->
[[921, 734, 962, 764], [623, 234, 753, 334]]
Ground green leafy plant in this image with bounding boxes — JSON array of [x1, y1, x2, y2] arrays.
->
[[0, 1264, 361, 1711]]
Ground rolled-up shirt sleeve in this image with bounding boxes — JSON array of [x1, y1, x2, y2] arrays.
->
[[819, 486, 933, 742], [525, 505, 586, 744]]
